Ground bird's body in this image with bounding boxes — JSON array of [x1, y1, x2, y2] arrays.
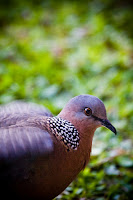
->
[[0, 95, 116, 199]]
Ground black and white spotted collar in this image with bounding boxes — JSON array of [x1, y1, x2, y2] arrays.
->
[[47, 117, 80, 151]]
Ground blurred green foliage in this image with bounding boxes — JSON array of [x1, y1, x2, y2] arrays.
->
[[0, 0, 133, 199]]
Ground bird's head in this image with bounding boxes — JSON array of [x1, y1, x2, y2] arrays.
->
[[58, 94, 117, 135]]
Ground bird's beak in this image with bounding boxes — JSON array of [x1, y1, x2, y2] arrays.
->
[[101, 119, 117, 135]]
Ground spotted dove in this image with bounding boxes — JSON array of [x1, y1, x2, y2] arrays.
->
[[0, 95, 116, 199]]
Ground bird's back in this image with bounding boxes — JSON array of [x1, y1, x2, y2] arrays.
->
[[0, 101, 52, 127], [0, 101, 55, 199]]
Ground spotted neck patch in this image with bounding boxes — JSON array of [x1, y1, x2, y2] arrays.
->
[[47, 117, 80, 151]]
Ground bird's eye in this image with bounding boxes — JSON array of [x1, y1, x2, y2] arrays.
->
[[84, 107, 92, 116]]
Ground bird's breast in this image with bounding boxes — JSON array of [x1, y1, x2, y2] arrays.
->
[[6, 141, 87, 199]]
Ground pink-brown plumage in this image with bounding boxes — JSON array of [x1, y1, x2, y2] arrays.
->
[[0, 95, 116, 199]]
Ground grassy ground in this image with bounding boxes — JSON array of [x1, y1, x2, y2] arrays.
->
[[0, 1, 133, 199]]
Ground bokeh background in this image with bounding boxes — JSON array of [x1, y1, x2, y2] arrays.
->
[[0, 0, 133, 199]]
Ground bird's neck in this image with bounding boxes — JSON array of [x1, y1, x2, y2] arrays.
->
[[58, 112, 96, 165], [47, 116, 80, 152], [47, 116, 95, 169]]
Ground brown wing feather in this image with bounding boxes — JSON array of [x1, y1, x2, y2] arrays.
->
[[0, 100, 52, 127], [0, 101, 53, 163], [0, 100, 52, 120], [0, 125, 53, 163]]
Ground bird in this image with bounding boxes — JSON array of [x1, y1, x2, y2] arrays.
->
[[0, 95, 116, 200]]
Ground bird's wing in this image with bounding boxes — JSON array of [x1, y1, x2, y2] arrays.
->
[[0, 101, 53, 118], [0, 101, 54, 164], [0, 125, 53, 164], [0, 100, 53, 127]]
